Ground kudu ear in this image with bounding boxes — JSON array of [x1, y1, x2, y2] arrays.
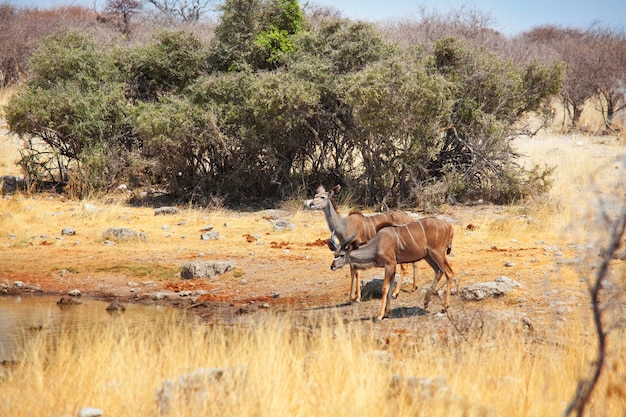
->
[[316, 185, 326, 193], [331, 185, 341, 195]]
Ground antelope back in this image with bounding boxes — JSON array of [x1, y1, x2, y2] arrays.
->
[[349, 212, 404, 243], [389, 211, 414, 225], [411, 217, 453, 252]]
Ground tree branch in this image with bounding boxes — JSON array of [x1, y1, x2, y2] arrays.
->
[[562, 203, 626, 417]]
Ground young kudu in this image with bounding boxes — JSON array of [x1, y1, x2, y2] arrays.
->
[[306, 185, 416, 302], [329, 217, 454, 321]]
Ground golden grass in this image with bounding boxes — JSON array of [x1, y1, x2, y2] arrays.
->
[[1, 309, 625, 417], [514, 132, 626, 242]]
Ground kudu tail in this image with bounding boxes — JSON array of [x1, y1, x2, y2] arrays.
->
[[446, 226, 454, 255]]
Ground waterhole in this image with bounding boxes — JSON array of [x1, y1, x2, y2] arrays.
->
[[0, 295, 178, 361]]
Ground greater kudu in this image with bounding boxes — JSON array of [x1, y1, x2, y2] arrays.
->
[[330, 217, 454, 321], [306, 185, 417, 301]]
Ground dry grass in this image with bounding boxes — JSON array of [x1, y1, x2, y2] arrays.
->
[[1, 309, 625, 417], [514, 132, 626, 242]]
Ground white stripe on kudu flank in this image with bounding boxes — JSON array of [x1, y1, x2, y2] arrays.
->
[[418, 221, 427, 246], [392, 228, 402, 250], [407, 224, 420, 250]]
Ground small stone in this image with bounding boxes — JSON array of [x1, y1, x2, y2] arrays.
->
[[57, 295, 81, 306], [106, 302, 126, 312], [155, 206, 179, 216], [102, 227, 147, 241], [201, 231, 220, 241], [61, 227, 76, 236], [78, 407, 104, 417], [271, 219, 295, 231]]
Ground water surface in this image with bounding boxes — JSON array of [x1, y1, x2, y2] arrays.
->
[[0, 295, 174, 361]]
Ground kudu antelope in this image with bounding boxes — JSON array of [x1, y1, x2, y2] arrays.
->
[[306, 185, 417, 301], [329, 217, 454, 322]]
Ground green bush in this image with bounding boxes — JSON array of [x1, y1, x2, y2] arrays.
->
[[3, 4, 563, 208]]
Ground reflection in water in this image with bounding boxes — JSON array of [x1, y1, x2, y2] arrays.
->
[[0, 296, 175, 361]]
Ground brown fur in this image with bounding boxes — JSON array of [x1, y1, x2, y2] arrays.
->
[[308, 185, 417, 301], [331, 217, 454, 321]]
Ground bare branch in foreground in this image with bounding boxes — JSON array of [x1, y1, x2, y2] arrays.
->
[[562, 201, 626, 417]]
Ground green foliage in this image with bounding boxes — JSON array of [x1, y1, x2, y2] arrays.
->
[[4, 30, 133, 195], [209, 0, 303, 70], [254, 0, 303, 64], [209, 0, 261, 71], [254, 26, 295, 64], [27, 30, 115, 89], [425, 37, 562, 207], [520, 60, 564, 112], [132, 93, 225, 198], [4, 13, 563, 207], [123, 31, 209, 101], [294, 18, 392, 74], [342, 52, 453, 204]]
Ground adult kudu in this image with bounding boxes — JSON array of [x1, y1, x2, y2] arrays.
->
[[306, 185, 417, 302], [330, 217, 455, 321]]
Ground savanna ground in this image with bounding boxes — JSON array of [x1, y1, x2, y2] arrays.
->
[[1, 104, 626, 416], [1, 126, 624, 332]]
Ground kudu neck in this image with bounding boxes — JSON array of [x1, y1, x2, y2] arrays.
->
[[322, 199, 345, 232]]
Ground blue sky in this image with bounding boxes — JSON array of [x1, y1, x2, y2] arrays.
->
[[7, 0, 626, 36]]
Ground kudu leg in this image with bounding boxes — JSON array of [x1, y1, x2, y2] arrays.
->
[[423, 267, 442, 310], [391, 262, 419, 298], [392, 264, 407, 298], [376, 264, 396, 321], [423, 253, 455, 311], [349, 266, 361, 302]]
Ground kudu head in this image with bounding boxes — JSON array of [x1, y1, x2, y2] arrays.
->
[[329, 227, 359, 271], [305, 185, 341, 210]]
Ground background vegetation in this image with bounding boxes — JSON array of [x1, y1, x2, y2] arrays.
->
[[0, 0, 624, 209]]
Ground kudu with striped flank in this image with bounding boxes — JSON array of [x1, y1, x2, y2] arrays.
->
[[306, 185, 417, 302], [329, 217, 454, 322]]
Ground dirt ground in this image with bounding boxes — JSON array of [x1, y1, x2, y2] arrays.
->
[[1, 130, 625, 339], [0, 197, 599, 339]]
